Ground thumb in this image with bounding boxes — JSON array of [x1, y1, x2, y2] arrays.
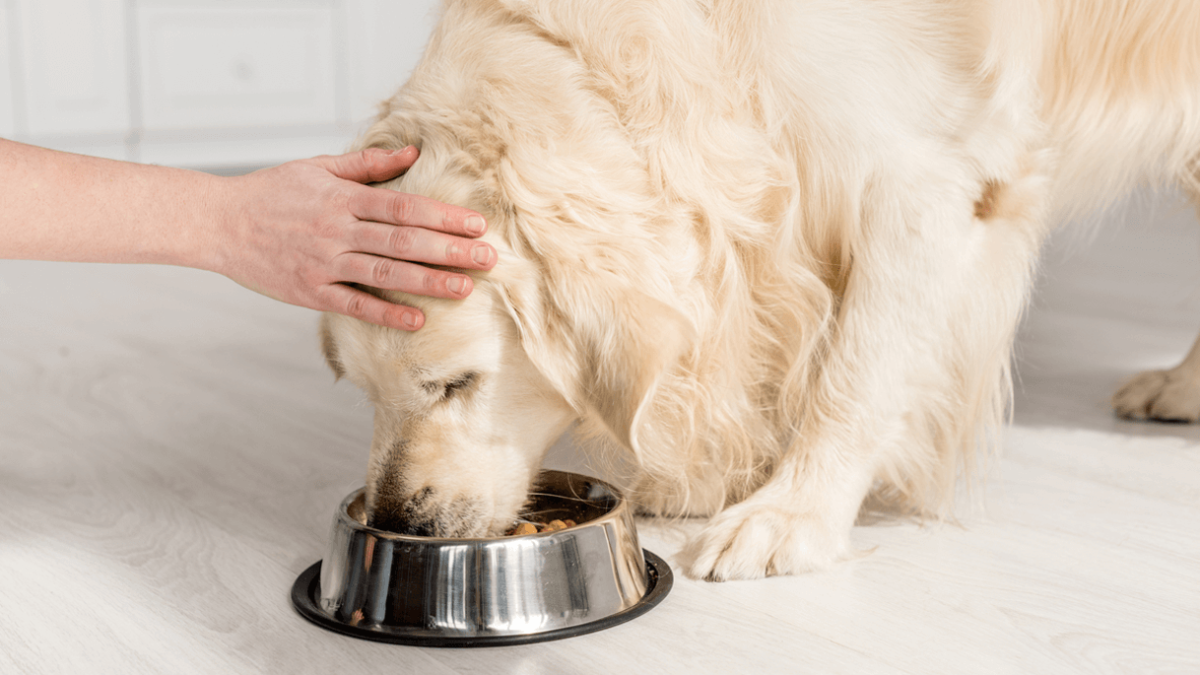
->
[[320, 146, 419, 185]]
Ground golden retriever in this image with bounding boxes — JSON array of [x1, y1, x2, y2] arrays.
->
[[319, 0, 1200, 580]]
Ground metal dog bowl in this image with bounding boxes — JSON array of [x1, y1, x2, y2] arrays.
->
[[291, 470, 672, 647]]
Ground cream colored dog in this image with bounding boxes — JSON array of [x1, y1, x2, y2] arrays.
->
[[319, 0, 1200, 580]]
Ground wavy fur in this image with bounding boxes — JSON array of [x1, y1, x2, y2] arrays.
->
[[321, 0, 1200, 579]]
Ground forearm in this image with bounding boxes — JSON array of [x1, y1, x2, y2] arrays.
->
[[1, 138, 498, 331], [0, 138, 230, 270]]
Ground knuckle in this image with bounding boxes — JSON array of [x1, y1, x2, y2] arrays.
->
[[387, 226, 419, 256], [446, 242, 469, 266], [319, 223, 344, 247], [328, 154, 355, 178], [313, 213, 344, 241], [362, 148, 387, 173], [344, 292, 369, 319], [331, 183, 358, 209], [301, 269, 325, 293], [371, 258, 394, 285], [389, 195, 417, 224], [301, 154, 332, 174], [421, 271, 440, 293]]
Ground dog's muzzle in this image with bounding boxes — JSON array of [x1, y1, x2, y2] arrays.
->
[[366, 485, 489, 537]]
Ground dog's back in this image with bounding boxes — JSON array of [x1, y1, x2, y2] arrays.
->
[[1036, 0, 1200, 214], [356, 0, 1200, 507]]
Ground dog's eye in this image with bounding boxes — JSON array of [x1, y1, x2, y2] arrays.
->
[[443, 373, 477, 398], [423, 372, 478, 401]]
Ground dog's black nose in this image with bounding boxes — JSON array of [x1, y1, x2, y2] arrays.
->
[[366, 506, 438, 536], [367, 485, 443, 536], [365, 485, 490, 537]]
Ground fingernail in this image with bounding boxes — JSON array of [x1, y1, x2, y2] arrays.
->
[[448, 276, 466, 295], [403, 312, 419, 328], [390, 145, 415, 156], [465, 215, 486, 236], [472, 244, 493, 266]]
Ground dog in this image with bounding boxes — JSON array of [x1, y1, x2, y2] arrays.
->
[[318, 0, 1200, 581]]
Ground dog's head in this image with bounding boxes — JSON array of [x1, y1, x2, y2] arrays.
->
[[320, 32, 693, 534], [319, 267, 576, 537], [320, 203, 690, 536], [321, 263, 689, 535]]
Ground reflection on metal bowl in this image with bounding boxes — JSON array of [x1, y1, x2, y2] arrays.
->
[[291, 470, 672, 647]]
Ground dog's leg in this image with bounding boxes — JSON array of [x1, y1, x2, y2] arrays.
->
[[683, 164, 1051, 581], [1112, 175, 1200, 423], [1112, 272, 1200, 423], [1112, 333, 1200, 422], [630, 462, 731, 519]]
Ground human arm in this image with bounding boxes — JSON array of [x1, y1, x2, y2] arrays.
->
[[0, 138, 496, 330]]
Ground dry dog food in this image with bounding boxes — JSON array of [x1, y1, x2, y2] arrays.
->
[[506, 518, 577, 536]]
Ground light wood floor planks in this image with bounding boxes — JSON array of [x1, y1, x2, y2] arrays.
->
[[1, 188, 1198, 674]]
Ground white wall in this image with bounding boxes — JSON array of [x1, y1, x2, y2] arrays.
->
[[0, 0, 441, 171], [0, 4, 14, 138]]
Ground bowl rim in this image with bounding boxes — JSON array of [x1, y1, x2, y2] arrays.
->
[[290, 548, 674, 647], [337, 470, 630, 543]]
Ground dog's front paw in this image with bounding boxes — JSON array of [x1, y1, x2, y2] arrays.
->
[[680, 499, 850, 581], [1113, 368, 1200, 422]]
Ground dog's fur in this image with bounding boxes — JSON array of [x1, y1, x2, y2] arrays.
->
[[320, 0, 1200, 580]]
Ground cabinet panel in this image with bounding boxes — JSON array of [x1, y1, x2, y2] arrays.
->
[[0, 6, 14, 137], [138, 6, 338, 131], [343, 0, 441, 126], [14, 0, 130, 138]]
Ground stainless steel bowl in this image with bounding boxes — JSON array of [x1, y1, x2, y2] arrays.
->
[[291, 470, 671, 647]]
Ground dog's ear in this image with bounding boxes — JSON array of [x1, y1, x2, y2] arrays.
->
[[495, 267, 692, 453]]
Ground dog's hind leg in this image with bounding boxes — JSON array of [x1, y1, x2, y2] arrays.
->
[[1111, 166, 1200, 423], [1113, 333, 1200, 423], [682, 156, 1053, 581]]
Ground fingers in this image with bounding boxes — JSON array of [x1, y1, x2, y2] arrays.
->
[[321, 284, 425, 332], [335, 252, 476, 300], [347, 182, 487, 238], [321, 146, 419, 185], [308, 146, 497, 331], [352, 220, 497, 271], [323, 147, 488, 237]]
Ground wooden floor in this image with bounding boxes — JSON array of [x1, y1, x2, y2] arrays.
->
[[2, 189, 1198, 675]]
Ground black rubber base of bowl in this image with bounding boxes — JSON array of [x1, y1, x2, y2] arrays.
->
[[290, 549, 673, 648]]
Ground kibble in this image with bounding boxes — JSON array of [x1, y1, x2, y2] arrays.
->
[[504, 517, 579, 536], [512, 522, 538, 536]]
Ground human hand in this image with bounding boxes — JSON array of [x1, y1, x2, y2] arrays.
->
[[212, 146, 497, 331]]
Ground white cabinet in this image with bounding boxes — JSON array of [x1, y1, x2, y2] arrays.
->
[[0, 6, 14, 137], [138, 5, 340, 131], [13, 0, 131, 156], [344, 0, 441, 126], [134, 1, 349, 168], [2, 0, 440, 170]]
